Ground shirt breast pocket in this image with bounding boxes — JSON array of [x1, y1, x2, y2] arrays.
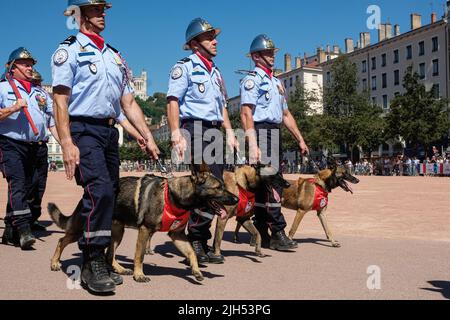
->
[[190, 75, 209, 100], [257, 84, 271, 108], [77, 55, 100, 78]]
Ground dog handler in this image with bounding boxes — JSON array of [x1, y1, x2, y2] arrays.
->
[[52, 0, 159, 294], [167, 18, 238, 264], [0, 48, 57, 250], [240, 35, 309, 251]]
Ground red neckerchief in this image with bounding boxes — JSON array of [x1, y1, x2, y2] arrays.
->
[[81, 31, 105, 51], [308, 179, 329, 211], [195, 51, 214, 73], [160, 183, 191, 232], [257, 64, 273, 79], [236, 185, 256, 218], [15, 78, 32, 94]]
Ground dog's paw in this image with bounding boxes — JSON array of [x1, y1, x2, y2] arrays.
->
[[50, 262, 61, 272], [117, 268, 133, 276], [134, 274, 151, 283], [256, 252, 267, 258], [193, 272, 204, 282], [331, 242, 341, 248], [145, 249, 154, 255]]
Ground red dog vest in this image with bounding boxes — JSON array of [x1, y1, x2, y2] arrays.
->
[[308, 179, 329, 211], [236, 186, 256, 218], [160, 184, 190, 232]]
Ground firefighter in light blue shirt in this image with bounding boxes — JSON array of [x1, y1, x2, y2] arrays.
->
[[240, 34, 309, 252], [167, 18, 238, 265], [0, 48, 57, 250], [51, 0, 159, 295]]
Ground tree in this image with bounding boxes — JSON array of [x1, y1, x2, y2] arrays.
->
[[135, 93, 167, 124], [385, 66, 450, 156], [323, 55, 386, 159]]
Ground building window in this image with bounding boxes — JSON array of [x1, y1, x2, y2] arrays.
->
[[372, 97, 377, 105], [362, 60, 367, 73], [284, 80, 287, 88], [419, 63, 426, 80], [382, 73, 387, 88], [362, 79, 367, 91], [432, 84, 440, 98], [433, 59, 439, 76], [56, 145, 61, 153], [371, 57, 376, 70], [295, 75, 299, 83], [371, 76, 377, 90], [418, 41, 425, 56], [432, 37, 438, 52], [383, 95, 389, 109], [393, 49, 399, 64], [394, 70, 400, 86], [406, 45, 412, 60], [326, 72, 331, 83], [312, 75, 318, 84], [290, 77, 293, 87], [381, 54, 386, 67]]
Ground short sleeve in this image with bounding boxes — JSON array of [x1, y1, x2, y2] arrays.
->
[[240, 75, 259, 107], [51, 46, 76, 89], [167, 63, 188, 100], [116, 110, 126, 123]]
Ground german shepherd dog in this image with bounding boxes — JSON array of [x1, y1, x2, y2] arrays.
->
[[235, 162, 359, 248], [48, 166, 238, 283], [212, 165, 290, 258]]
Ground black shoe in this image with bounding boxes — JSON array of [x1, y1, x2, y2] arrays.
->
[[18, 226, 36, 250], [191, 241, 209, 264], [2, 225, 19, 246], [270, 230, 296, 252], [31, 221, 47, 232], [81, 255, 116, 294], [106, 264, 123, 286], [207, 251, 225, 264]]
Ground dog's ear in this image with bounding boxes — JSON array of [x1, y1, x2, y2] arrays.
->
[[198, 162, 211, 174]]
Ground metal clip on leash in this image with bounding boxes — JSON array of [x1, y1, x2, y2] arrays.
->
[[157, 159, 174, 179]]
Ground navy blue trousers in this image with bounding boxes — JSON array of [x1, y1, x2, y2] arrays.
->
[[253, 122, 287, 234], [181, 120, 224, 243], [70, 120, 119, 259], [27, 143, 49, 223], [0, 135, 44, 231]]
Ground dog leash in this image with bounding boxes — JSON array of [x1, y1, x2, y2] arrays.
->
[[305, 153, 321, 173]]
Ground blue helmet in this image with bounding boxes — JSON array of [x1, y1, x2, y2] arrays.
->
[[248, 34, 279, 56], [64, 0, 112, 16], [6, 47, 37, 67], [183, 18, 221, 50]]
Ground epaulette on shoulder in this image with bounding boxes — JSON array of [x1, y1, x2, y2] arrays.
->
[[60, 36, 76, 46], [177, 57, 191, 64], [235, 70, 257, 77], [107, 44, 119, 53]]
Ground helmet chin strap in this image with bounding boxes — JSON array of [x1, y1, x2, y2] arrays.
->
[[261, 55, 274, 69], [198, 42, 216, 58]]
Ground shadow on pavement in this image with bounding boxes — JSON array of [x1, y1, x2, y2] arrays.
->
[[421, 281, 450, 299]]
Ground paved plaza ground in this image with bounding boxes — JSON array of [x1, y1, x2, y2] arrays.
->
[[0, 172, 449, 300]]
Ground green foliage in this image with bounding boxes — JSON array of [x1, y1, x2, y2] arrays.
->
[[385, 66, 450, 153], [135, 93, 167, 124]]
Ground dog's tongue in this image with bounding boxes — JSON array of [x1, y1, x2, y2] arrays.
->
[[272, 187, 281, 203]]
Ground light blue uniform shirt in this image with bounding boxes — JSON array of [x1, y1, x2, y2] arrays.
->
[[167, 53, 227, 122], [51, 33, 133, 119], [240, 67, 288, 124], [0, 80, 54, 142]]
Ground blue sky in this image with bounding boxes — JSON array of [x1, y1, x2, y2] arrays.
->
[[0, 0, 444, 97]]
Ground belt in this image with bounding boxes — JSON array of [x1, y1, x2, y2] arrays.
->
[[0, 135, 46, 146], [254, 121, 281, 129], [181, 119, 223, 128], [70, 116, 116, 127]]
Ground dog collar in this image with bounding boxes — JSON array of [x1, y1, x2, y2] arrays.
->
[[160, 183, 191, 232], [308, 179, 329, 211], [236, 185, 256, 218]]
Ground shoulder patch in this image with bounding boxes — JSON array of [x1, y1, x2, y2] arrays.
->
[[53, 49, 69, 65], [177, 57, 191, 64], [60, 36, 76, 46], [171, 66, 183, 80], [244, 79, 255, 91]]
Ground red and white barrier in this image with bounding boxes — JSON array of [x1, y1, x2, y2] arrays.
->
[[420, 163, 450, 175]]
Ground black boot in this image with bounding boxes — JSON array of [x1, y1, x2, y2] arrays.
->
[[206, 251, 225, 264], [81, 255, 116, 294], [191, 240, 209, 264], [18, 226, 36, 250], [2, 224, 19, 246], [31, 221, 47, 232], [106, 264, 123, 286], [270, 230, 297, 252]]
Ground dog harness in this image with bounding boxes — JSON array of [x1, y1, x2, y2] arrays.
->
[[308, 179, 329, 211], [160, 184, 190, 232], [236, 185, 256, 218]]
